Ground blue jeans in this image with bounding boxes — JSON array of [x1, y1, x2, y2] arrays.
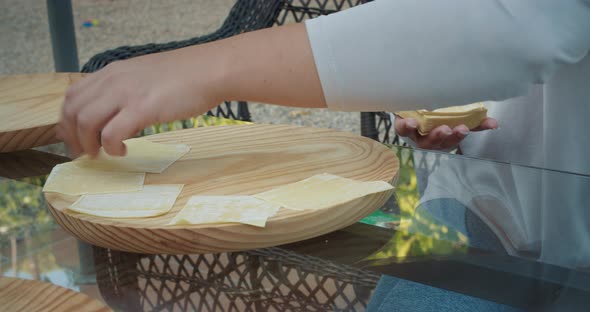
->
[[367, 199, 524, 312]]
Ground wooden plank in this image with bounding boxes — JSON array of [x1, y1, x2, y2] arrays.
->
[[0, 73, 84, 152]]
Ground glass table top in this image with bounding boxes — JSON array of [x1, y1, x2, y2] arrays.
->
[[1, 144, 589, 311]]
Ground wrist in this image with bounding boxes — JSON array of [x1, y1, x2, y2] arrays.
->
[[176, 42, 232, 107]]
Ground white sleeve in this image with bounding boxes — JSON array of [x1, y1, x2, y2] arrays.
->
[[305, 0, 590, 112]]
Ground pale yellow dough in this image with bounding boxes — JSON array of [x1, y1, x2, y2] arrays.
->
[[42, 162, 145, 196], [254, 173, 393, 211], [69, 184, 184, 218], [74, 138, 190, 173], [169, 196, 281, 227], [395, 103, 488, 135]]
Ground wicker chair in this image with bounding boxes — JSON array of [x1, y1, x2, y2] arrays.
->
[[93, 246, 381, 311], [82, 0, 397, 144]]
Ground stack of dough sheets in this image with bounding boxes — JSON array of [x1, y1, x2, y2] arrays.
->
[[43, 138, 190, 218], [73, 137, 190, 173], [395, 103, 487, 135]]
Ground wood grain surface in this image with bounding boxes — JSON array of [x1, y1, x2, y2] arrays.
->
[[46, 125, 399, 254], [0, 277, 111, 312], [0, 73, 84, 152]]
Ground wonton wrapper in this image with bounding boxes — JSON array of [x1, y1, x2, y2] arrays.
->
[[42, 162, 145, 196], [69, 184, 184, 218], [74, 138, 190, 173], [254, 173, 393, 211], [169, 196, 281, 227]]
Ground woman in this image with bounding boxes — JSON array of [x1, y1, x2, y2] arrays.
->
[[59, 1, 590, 310]]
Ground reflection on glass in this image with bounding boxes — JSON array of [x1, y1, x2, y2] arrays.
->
[[0, 149, 73, 289], [364, 147, 469, 265], [409, 149, 590, 272]]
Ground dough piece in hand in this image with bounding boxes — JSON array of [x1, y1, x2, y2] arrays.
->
[[395, 103, 487, 135], [75, 138, 191, 173], [254, 173, 393, 211], [69, 184, 184, 218], [169, 196, 281, 227], [42, 162, 145, 196]]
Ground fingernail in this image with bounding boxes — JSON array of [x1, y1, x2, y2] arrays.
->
[[443, 129, 453, 136], [406, 121, 418, 129], [458, 129, 469, 136]]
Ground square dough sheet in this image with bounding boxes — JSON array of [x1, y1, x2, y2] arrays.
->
[[169, 196, 281, 227], [74, 137, 191, 173], [254, 173, 393, 211], [69, 184, 184, 218], [42, 162, 145, 196]]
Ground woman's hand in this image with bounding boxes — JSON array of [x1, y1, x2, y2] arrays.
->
[[57, 24, 325, 158], [57, 46, 225, 158], [394, 117, 498, 150]]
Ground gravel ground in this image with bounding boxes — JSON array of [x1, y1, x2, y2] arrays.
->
[[0, 0, 359, 135]]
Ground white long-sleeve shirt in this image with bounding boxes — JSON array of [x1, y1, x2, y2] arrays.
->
[[305, 0, 590, 174], [305, 0, 590, 270]]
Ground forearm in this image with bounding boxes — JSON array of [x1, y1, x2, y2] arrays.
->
[[188, 23, 326, 108]]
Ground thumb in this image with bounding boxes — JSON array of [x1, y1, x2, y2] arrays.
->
[[473, 117, 498, 131], [394, 118, 419, 137]]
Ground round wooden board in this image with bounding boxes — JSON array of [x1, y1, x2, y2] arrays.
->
[[0, 73, 84, 152], [46, 124, 399, 254], [0, 277, 111, 312]]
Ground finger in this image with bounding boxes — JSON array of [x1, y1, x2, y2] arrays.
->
[[472, 117, 498, 131], [55, 125, 78, 159], [394, 118, 419, 137], [59, 104, 83, 158], [439, 135, 463, 150], [60, 82, 100, 157], [61, 73, 116, 157], [101, 109, 145, 156], [418, 125, 453, 149], [61, 125, 82, 158], [76, 98, 120, 157], [452, 125, 470, 139], [434, 125, 469, 149]]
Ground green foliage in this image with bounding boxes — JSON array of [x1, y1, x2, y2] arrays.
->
[[363, 147, 468, 265], [142, 116, 251, 135], [0, 177, 54, 239]]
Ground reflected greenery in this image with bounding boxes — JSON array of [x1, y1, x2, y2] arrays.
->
[[0, 177, 52, 239], [141, 115, 251, 136], [0, 176, 62, 280], [364, 147, 468, 264]]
